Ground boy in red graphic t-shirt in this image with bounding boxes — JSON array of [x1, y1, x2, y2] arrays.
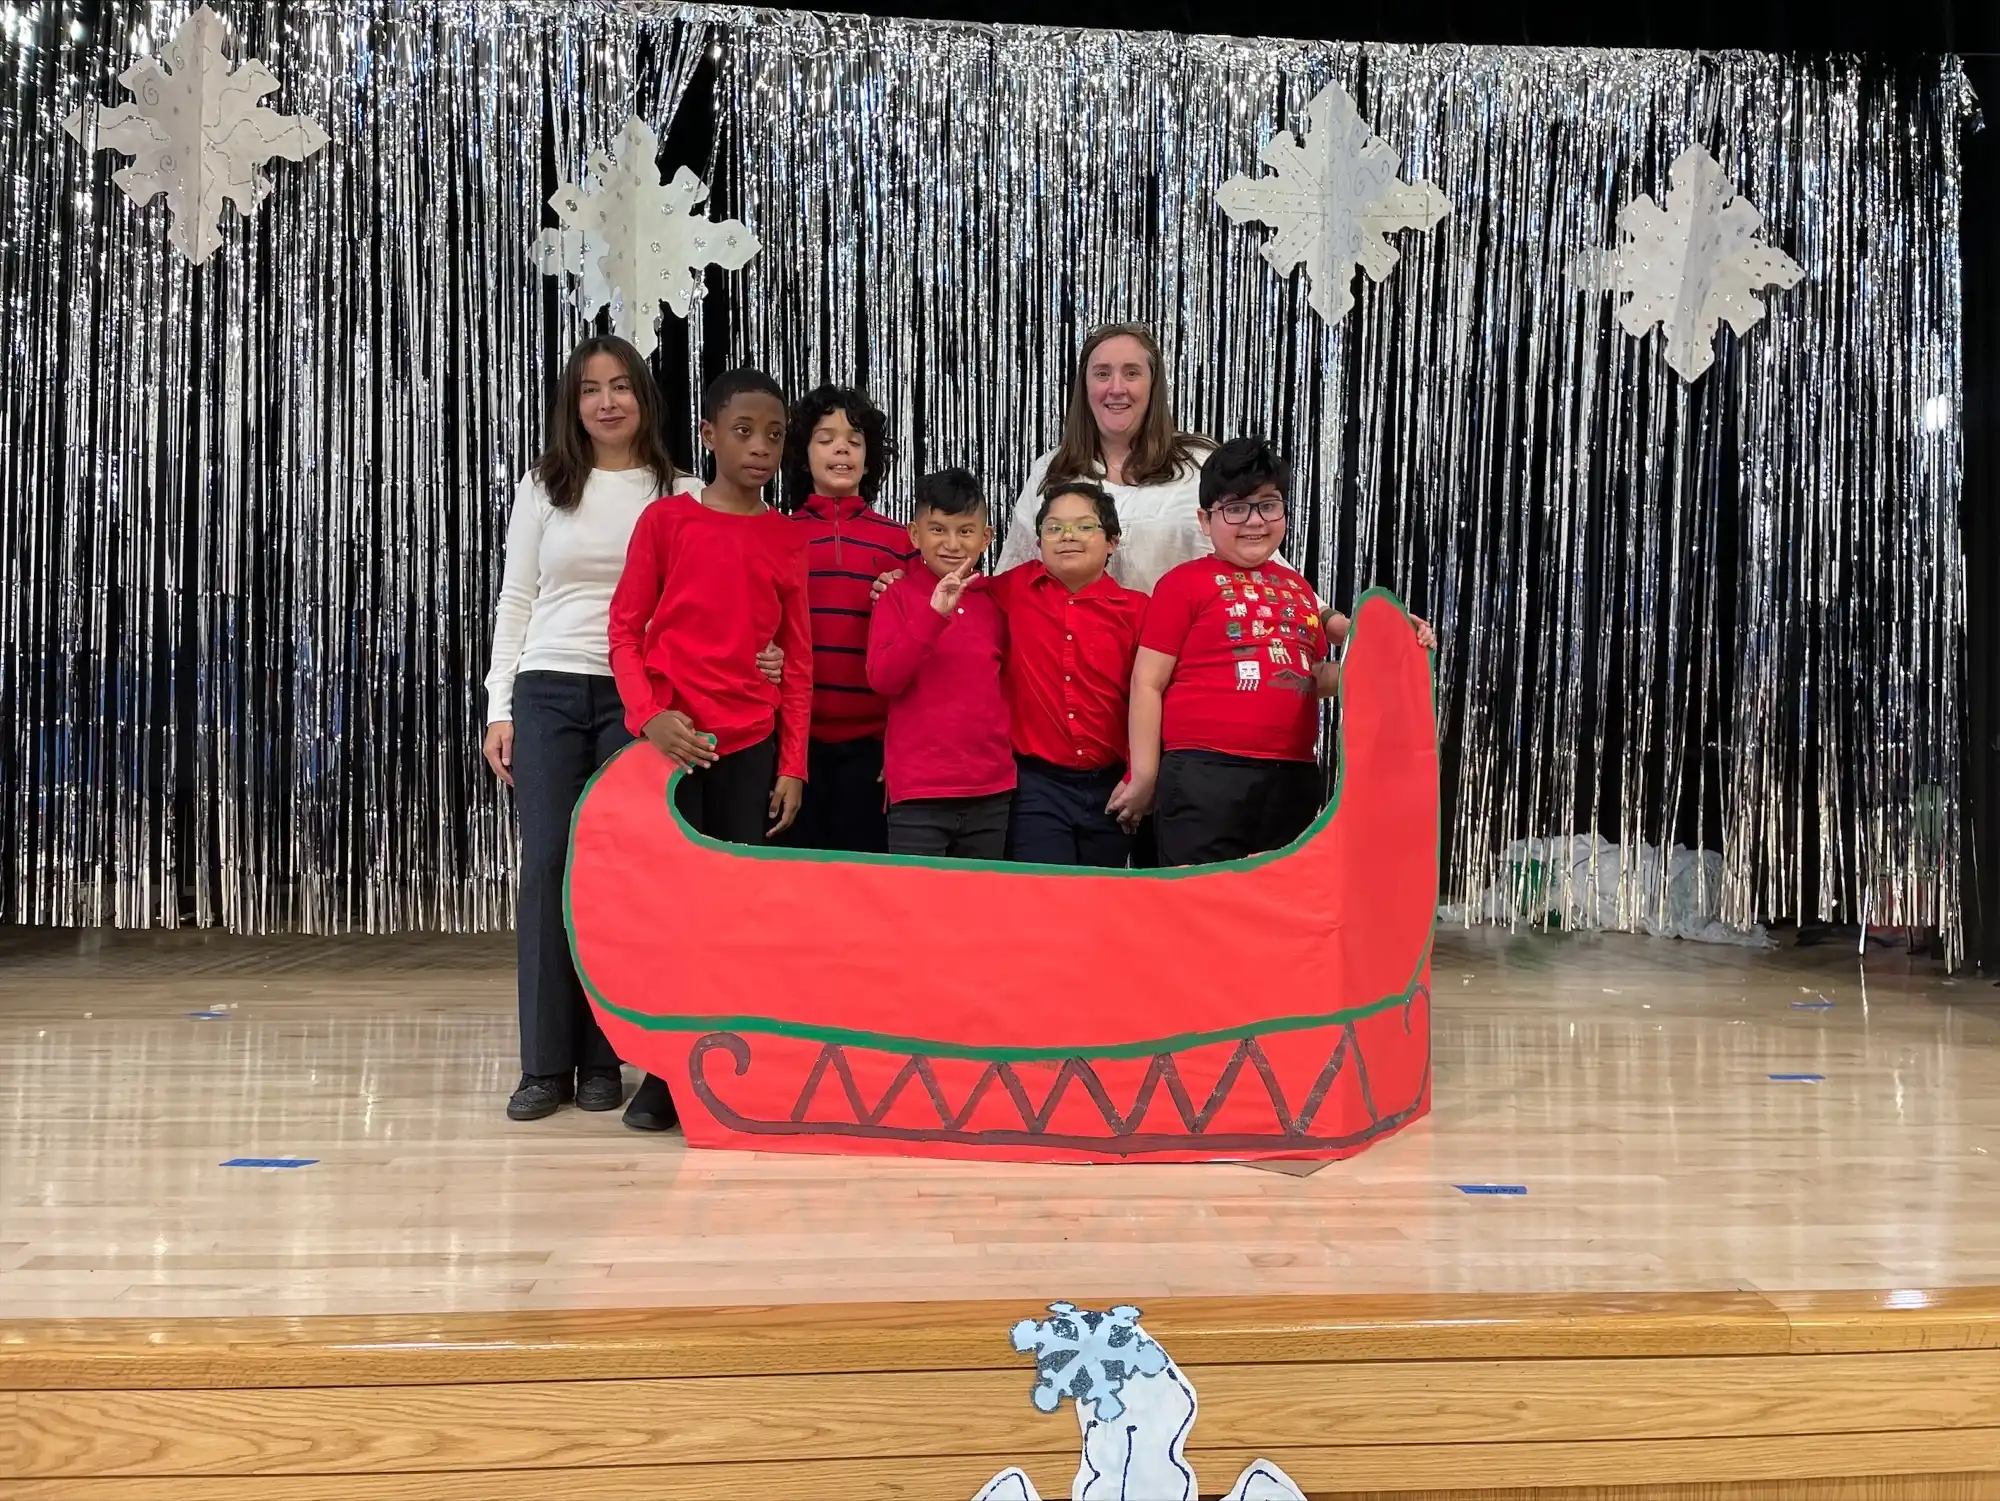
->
[[1114, 436, 1434, 865], [607, 368, 813, 1131]]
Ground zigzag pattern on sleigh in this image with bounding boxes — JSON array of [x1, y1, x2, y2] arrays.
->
[[975, 1302, 1308, 1501], [565, 590, 1438, 1163]]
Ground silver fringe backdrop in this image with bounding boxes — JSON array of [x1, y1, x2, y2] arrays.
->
[[0, 1, 1970, 953]]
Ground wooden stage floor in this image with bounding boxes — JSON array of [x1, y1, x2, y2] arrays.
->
[[5, 925, 2000, 1498]]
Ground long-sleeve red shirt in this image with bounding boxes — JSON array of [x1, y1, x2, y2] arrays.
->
[[789, 494, 917, 743], [607, 495, 813, 780], [866, 568, 1013, 803], [989, 562, 1148, 770]]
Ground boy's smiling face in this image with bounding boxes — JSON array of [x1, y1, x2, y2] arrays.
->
[[807, 408, 865, 497], [701, 392, 786, 493], [1200, 482, 1287, 569], [911, 502, 992, 579], [1038, 490, 1116, 589]]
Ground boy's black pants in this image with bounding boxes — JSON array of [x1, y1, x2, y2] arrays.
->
[[1154, 749, 1322, 866], [1008, 755, 1131, 868], [673, 735, 778, 846]]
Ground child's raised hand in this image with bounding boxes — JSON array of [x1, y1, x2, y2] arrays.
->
[[642, 710, 718, 769], [1411, 616, 1438, 651], [871, 569, 904, 601], [768, 774, 804, 836], [929, 558, 977, 617], [757, 642, 785, 684]]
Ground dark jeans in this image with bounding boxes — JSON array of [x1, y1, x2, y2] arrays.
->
[[1008, 756, 1131, 867], [673, 734, 779, 845], [780, 735, 887, 853], [1154, 749, 1323, 866], [888, 791, 1011, 859], [511, 671, 630, 1078]]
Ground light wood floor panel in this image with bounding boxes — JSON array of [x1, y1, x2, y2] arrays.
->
[[5, 927, 1999, 1318]]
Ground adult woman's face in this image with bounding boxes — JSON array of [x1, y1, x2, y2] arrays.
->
[[1084, 334, 1153, 444]]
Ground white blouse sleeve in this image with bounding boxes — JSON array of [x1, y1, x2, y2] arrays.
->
[[996, 450, 1054, 573], [483, 474, 547, 725]]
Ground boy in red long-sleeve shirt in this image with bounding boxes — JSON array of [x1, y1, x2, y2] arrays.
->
[[607, 368, 813, 1130], [867, 469, 1013, 859]]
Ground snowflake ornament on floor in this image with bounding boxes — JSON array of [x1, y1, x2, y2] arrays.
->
[[1217, 82, 1450, 325], [536, 115, 759, 357], [1575, 144, 1803, 382], [62, 4, 327, 264], [970, 1302, 1307, 1501]]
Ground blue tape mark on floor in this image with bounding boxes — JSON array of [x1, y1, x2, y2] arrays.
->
[[1791, 1000, 1835, 1010], [186, 1010, 227, 1019], [1768, 1073, 1825, 1083], [221, 1157, 318, 1168], [1455, 1184, 1527, 1195]]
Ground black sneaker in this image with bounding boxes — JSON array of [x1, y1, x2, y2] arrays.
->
[[622, 1072, 680, 1132], [507, 1073, 573, 1121], [576, 1067, 625, 1112]]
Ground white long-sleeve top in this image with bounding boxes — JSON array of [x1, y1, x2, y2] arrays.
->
[[995, 445, 1215, 595], [484, 467, 703, 723]]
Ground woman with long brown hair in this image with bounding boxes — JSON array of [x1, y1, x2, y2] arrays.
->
[[483, 335, 776, 1125], [995, 324, 1214, 592]]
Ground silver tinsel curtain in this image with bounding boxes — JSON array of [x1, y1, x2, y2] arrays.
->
[[0, 1, 1970, 952]]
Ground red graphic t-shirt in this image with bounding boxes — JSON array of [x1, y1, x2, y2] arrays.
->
[[1140, 556, 1330, 764]]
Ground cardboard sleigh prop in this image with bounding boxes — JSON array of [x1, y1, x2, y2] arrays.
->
[[565, 590, 1438, 1163]]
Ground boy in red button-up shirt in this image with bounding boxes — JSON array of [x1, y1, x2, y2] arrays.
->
[[867, 470, 1014, 859], [989, 481, 1147, 867]]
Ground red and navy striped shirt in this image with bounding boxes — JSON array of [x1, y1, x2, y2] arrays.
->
[[790, 494, 917, 742]]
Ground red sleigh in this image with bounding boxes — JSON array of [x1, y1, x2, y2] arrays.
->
[[565, 589, 1437, 1163]]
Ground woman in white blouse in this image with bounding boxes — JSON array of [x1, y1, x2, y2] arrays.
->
[[995, 323, 1214, 592], [483, 337, 714, 1125]]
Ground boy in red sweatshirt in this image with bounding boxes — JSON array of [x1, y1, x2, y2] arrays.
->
[[989, 480, 1147, 867], [866, 469, 1013, 859], [607, 367, 813, 1130], [780, 384, 916, 853]]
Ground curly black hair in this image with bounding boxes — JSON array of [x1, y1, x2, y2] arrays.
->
[[781, 384, 898, 512]]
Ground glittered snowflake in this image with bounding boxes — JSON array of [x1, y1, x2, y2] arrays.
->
[[1579, 145, 1804, 382], [62, 4, 327, 265], [1010, 1301, 1167, 1422], [1217, 82, 1450, 325], [536, 115, 759, 356]]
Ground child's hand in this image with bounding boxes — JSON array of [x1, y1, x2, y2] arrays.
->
[[1411, 616, 1437, 651], [1313, 660, 1342, 699], [1106, 773, 1154, 832], [871, 569, 904, 601], [768, 774, 804, 836], [930, 559, 977, 617], [643, 711, 718, 769], [482, 721, 515, 787], [757, 642, 784, 684]]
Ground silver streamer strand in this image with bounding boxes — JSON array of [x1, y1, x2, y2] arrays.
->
[[0, 1, 1970, 960]]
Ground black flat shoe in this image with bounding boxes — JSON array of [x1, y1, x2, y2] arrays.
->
[[576, 1067, 625, 1112], [507, 1073, 573, 1121], [622, 1072, 680, 1132]]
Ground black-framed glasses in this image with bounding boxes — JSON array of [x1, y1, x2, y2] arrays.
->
[[1211, 498, 1287, 524]]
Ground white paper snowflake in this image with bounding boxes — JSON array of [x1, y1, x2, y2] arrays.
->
[[536, 115, 760, 356], [1217, 82, 1450, 325], [1578, 145, 1804, 382], [62, 4, 327, 265]]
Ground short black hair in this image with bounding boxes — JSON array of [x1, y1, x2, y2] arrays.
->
[[1199, 436, 1291, 511], [911, 468, 987, 519], [1034, 479, 1122, 541], [782, 384, 897, 510], [702, 367, 785, 423]]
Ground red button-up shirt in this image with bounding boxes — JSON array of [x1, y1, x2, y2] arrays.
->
[[989, 562, 1149, 771]]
